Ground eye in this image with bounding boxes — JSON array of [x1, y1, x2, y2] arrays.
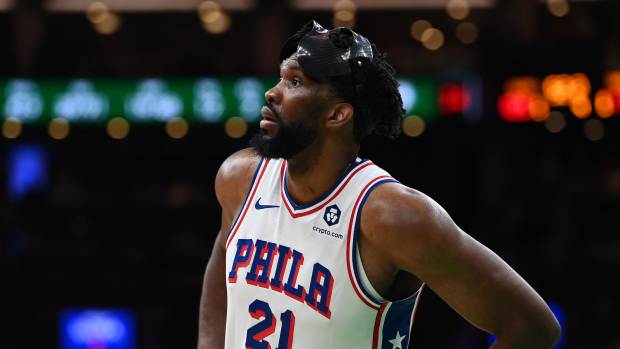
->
[[290, 77, 302, 87]]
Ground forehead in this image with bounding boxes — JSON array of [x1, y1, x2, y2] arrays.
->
[[280, 54, 301, 71], [279, 54, 325, 86], [278, 54, 335, 97]]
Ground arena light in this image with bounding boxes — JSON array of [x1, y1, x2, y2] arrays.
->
[[604, 70, 620, 92], [202, 12, 231, 34], [198, 1, 222, 23], [3, 80, 44, 122], [542, 73, 590, 108], [410, 20, 432, 42], [594, 90, 614, 118], [544, 111, 566, 133], [93, 12, 122, 35], [401, 115, 425, 137], [502, 72, 619, 123], [49, 118, 70, 140], [498, 92, 530, 123], [1, 77, 438, 124], [421, 28, 445, 50], [455, 21, 478, 44], [60, 309, 135, 349], [569, 95, 592, 119], [106, 117, 130, 139], [234, 78, 265, 122], [571, 73, 591, 96], [7, 145, 49, 201], [584, 119, 604, 141], [0, 0, 14, 11], [462, 75, 483, 123], [125, 79, 184, 122], [2, 117, 22, 139], [542, 74, 570, 106], [504, 76, 540, 94], [398, 78, 439, 121], [547, 0, 570, 17], [438, 83, 472, 115], [603, 70, 620, 115], [398, 79, 418, 114], [166, 117, 189, 139], [225, 116, 248, 138], [53, 80, 109, 122], [199, 1, 232, 34], [500, 77, 549, 122], [333, 0, 356, 28], [86, 2, 110, 24], [446, 0, 470, 20], [48, 0, 255, 11], [528, 95, 550, 122], [293, 0, 495, 10]]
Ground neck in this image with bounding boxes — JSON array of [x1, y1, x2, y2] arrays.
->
[[285, 139, 359, 205]]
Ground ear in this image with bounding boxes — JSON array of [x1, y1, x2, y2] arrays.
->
[[325, 102, 354, 130]]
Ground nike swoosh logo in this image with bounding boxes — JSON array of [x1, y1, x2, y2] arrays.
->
[[255, 197, 280, 210]]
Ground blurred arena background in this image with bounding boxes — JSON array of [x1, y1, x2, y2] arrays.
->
[[1, 0, 619, 348]]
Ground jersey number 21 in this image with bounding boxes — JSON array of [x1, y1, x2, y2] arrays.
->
[[246, 299, 295, 349]]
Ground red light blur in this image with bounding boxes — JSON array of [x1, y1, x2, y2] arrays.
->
[[498, 92, 530, 122], [438, 83, 472, 115], [613, 92, 620, 114]]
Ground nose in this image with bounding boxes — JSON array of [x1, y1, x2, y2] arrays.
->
[[265, 84, 280, 105]]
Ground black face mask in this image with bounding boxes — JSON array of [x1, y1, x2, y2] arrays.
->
[[279, 20, 374, 82]]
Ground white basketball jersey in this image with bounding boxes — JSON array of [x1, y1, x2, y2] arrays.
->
[[224, 157, 423, 349]]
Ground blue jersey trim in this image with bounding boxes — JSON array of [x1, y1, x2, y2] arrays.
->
[[282, 158, 369, 211], [351, 178, 399, 305], [225, 157, 265, 240], [380, 292, 421, 349]]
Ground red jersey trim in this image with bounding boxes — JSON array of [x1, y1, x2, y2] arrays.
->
[[279, 160, 374, 219], [225, 159, 270, 250]]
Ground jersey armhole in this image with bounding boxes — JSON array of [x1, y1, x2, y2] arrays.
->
[[346, 176, 398, 308], [225, 157, 267, 249]]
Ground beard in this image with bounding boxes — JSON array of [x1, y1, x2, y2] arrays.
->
[[249, 116, 318, 159]]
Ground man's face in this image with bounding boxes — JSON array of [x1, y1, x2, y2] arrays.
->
[[249, 56, 334, 159]]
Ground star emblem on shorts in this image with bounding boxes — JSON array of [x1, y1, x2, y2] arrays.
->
[[388, 330, 407, 349]]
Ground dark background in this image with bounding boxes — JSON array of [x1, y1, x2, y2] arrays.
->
[[1, 0, 619, 348]]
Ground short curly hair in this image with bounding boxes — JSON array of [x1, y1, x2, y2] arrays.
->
[[326, 45, 405, 142]]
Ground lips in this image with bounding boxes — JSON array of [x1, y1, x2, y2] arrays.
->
[[260, 106, 278, 123]]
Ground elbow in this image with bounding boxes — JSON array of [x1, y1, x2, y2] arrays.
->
[[495, 314, 562, 349], [526, 313, 562, 348], [535, 304, 562, 347], [523, 313, 562, 348], [545, 316, 562, 347]]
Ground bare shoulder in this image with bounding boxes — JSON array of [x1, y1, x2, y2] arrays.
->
[[215, 148, 262, 211], [361, 182, 452, 239], [359, 182, 458, 268]]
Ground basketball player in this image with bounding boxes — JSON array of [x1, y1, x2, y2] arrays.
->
[[198, 21, 561, 349]]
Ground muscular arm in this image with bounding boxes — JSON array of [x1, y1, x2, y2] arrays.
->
[[361, 184, 561, 348], [197, 229, 227, 349], [197, 149, 260, 349]]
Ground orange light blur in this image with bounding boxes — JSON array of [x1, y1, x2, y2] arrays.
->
[[529, 96, 550, 121], [225, 116, 248, 138], [504, 77, 539, 94], [594, 89, 615, 119], [569, 73, 591, 97], [542, 74, 570, 106], [569, 95, 592, 119], [542, 73, 590, 107], [605, 70, 620, 92]]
